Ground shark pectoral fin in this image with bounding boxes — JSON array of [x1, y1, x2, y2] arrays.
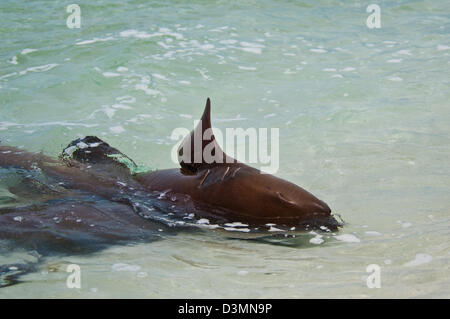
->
[[276, 191, 297, 206]]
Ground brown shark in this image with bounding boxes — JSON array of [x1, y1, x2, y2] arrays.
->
[[134, 98, 338, 230]]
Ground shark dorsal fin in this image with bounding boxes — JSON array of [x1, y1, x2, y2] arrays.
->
[[177, 98, 236, 172]]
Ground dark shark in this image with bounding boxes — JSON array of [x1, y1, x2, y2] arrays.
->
[[0, 98, 340, 242]]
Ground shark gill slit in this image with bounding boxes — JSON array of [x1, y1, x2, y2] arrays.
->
[[199, 169, 210, 187]]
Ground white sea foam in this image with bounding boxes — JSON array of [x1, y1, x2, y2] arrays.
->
[[220, 39, 237, 45], [112, 103, 132, 110], [110, 126, 125, 134], [437, 44, 450, 51], [19, 63, 58, 75], [120, 28, 183, 40], [310, 48, 327, 53], [224, 222, 249, 227], [396, 49, 412, 56], [241, 47, 262, 54], [224, 227, 251, 232], [388, 76, 403, 82], [365, 231, 382, 236], [76, 37, 114, 45], [0, 72, 17, 80], [152, 73, 168, 80], [241, 41, 264, 48], [335, 234, 360, 243], [135, 83, 161, 96], [200, 44, 215, 50], [76, 142, 89, 149], [239, 66, 257, 71], [240, 42, 264, 54], [403, 254, 432, 267], [21, 48, 38, 55], [387, 59, 402, 63], [197, 69, 210, 80], [116, 66, 128, 72], [268, 226, 284, 232], [103, 107, 116, 118], [111, 263, 141, 272], [116, 95, 136, 104], [157, 41, 172, 49], [102, 72, 121, 78], [310, 235, 324, 245]]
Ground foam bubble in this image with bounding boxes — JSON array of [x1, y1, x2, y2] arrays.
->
[[76, 37, 114, 45], [403, 254, 432, 267], [220, 39, 237, 45], [310, 235, 324, 245], [19, 63, 58, 75], [437, 44, 450, 51], [365, 231, 382, 236], [120, 29, 183, 40], [116, 66, 128, 72], [111, 263, 141, 272], [310, 48, 327, 53], [110, 126, 125, 134], [102, 72, 121, 78], [239, 66, 257, 71], [396, 49, 412, 56], [241, 47, 262, 54], [387, 59, 402, 63], [21, 48, 38, 55], [388, 76, 403, 82], [152, 73, 168, 80], [335, 234, 360, 243], [224, 222, 249, 227], [224, 227, 251, 232]]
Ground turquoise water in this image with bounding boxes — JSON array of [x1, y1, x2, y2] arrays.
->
[[1, 0, 449, 298]]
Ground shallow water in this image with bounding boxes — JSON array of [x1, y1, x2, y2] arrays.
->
[[0, 0, 449, 298]]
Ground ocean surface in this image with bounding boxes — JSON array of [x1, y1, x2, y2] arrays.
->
[[0, 0, 449, 298]]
